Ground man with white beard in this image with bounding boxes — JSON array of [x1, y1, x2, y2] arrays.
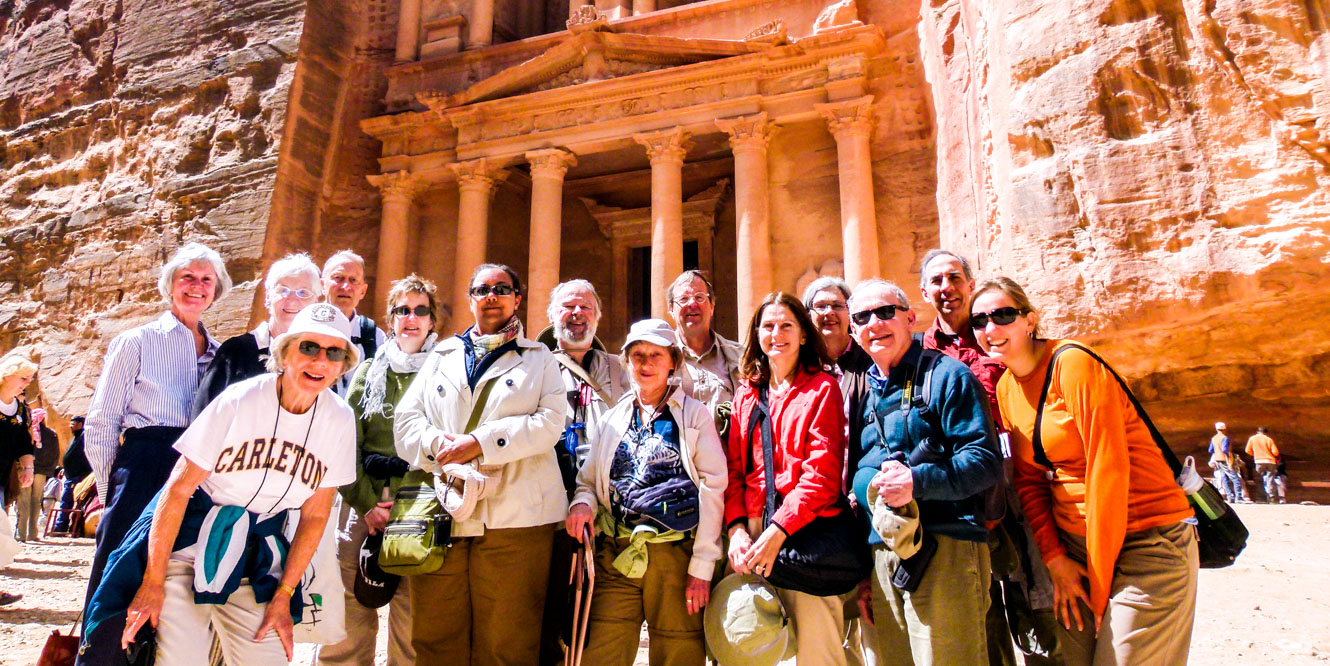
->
[[537, 279, 631, 665]]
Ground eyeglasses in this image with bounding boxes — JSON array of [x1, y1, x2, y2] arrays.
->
[[849, 304, 908, 327], [672, 293, 710, 307], [272, 286, 315, 300], [469, 284, 515, 298], [297, 340, 349, 363], [391, 305, 432, 318], [810, 303, 848, 315], [970, 307, 1027, 329]]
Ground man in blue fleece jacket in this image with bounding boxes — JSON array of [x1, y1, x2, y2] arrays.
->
[[848, 278, 1001, 666]]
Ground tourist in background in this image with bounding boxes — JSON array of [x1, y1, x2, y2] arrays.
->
[[322, 250, 385, 396], [538, 279, 630, 665], [1245, 427, 1284, 504], [565, 318, 727, 665], [394, 264, 568, 664], [89, 302, 357, 664], [16, 409, 60, 541], [972, 277, 1197, 665], [850, 279, 1001, 666], [0, 354, 37, 515], [725, 292, 848, 665], [195, 253, 323, 415], [80, 241, 231, 666], [1207, 422, 1243, 503], [315, 275, 440, 666], [55, 415, 90, 533]]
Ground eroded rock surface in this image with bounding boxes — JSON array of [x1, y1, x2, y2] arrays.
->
[[920, 0, 1330, 459]]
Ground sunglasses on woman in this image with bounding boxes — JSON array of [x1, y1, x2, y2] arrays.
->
[[970, 307, 1028, 329], [469, 284, 515, 298], [849, 304, 908, 327], [297, 340, 349, 363], [391, 305, 432, 318]]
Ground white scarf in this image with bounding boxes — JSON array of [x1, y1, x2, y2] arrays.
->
[[360, 333, 438, 416]]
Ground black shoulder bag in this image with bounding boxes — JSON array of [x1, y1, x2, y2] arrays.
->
[[1033, 343, 1248, 568], [750, 386, 872, 597]]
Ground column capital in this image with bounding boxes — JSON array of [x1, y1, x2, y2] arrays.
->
[[526, 148, 578, 180], [715, 112, 777, 153], [367, 170, 421, 203], [634, 127, 693, 166], [449, 158, 508, 196], [816, 95, 875, 140]]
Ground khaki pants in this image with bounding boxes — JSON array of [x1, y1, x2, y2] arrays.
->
[[155, 560, 287, 665], [314, 503, 414, 665], [842, 590, 881, 666], [15, 472, 46, 540], [582, 537, 706, 666], [1057, 522, 1197, 666], [409, 523, 556, 665], [870, 534, 991, 666], [775, 586, 848, 665]]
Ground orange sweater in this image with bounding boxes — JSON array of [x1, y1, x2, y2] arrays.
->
[[1245, 433, 1280, 464], [996, 340, 1192, 616]]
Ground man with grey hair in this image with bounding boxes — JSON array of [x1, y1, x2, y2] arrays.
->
[[667, 270, 742, 418], [849, 278, 1002, 665], [537, 279, 630, 664], [322, 250, 385, 395]]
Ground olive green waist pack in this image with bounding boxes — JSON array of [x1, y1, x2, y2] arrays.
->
[[379, 377, 497, 576]]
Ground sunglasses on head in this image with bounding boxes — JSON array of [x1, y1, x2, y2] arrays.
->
[[297, 340, 349, 363], [849, 304, 908, 327], [469, 283, 515, 298], [970, 307, 1027, 329], [391, 305, 432, 318]]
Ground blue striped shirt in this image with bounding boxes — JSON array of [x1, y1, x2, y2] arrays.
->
[[85, 312, 218, 502]]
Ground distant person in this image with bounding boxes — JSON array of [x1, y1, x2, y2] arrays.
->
[[0, 354, 37, 512], [1208, 422, 1243, 503], [973, 277, 1197, 666], [322, 250, 386, 396], [1245, 427, 1285, 504], [55, 415, 90, 533], [17, 410, 60, 541], [669, 270, 742, 420]]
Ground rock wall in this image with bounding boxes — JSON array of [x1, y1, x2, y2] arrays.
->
[[919, 0, 1330, 469]]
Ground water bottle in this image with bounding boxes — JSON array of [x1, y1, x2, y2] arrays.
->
[[1178, 455, 1227, 520]]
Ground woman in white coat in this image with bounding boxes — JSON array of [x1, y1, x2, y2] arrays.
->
[[393, 263, 569, 665], [565, 319, 727, 665]]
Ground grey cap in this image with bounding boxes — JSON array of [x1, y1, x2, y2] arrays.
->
[[621, 318, 677, 352]]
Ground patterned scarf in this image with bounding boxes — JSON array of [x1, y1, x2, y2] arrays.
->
[[360, 333, 439, 417], [468, 316, 523, 363]]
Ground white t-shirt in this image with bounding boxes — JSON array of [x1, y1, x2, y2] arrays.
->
[[175, 373, 356, 517], [0, 396, 17, 417]]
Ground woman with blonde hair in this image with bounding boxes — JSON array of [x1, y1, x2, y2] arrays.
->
[[970, 277, 1196, 665], [0, 354, 37, 607]]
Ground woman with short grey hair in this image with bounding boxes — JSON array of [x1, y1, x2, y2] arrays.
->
[[194, 253, 323, 416], [79, 241, 231, 665]]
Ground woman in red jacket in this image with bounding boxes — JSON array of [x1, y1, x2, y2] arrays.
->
[[725, 292, 848, 664]]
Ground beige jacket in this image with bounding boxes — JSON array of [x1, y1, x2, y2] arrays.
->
[[395, 334, 569, 536], [571, 390, 728, 580]]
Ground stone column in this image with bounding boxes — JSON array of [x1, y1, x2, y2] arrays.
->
[[716, 112, 776, 328], [634, 127, 692, 320], [817, 96, 879, 285], [449, 159, 506, 328], [632, 0, 656, 15], [468, 0, 494, 49], [367, 171, 420, 319], [524, 148, 578, 332], [396, 0, 422, 62]]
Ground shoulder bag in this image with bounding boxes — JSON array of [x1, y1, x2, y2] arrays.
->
[[379, 377, 498, 575], [751, 387, 872, 596], [1033, 343, 1247, 568]]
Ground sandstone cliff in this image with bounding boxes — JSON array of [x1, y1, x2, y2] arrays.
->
[[920, 0, 1330, 461]]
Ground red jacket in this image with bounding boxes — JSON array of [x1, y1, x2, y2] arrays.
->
[[923, 320, 1007, 433], [725, 367, 847, 535]]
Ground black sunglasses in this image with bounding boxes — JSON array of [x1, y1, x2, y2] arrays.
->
[[297, 340, 349, 363], [469, 283, 515, 298], [391, 305, 432, 318], [849, 304, 908, 327], [970, 307, 1027, 329]]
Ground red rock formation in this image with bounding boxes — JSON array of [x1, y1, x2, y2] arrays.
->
[[919, 0, 1330, 469]]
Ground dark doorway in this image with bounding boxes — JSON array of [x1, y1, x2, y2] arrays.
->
[[628, 240, 700, 323]]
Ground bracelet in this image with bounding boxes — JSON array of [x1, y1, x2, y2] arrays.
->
[[22, 466, 33, 471], [276, 583, 296, 598]]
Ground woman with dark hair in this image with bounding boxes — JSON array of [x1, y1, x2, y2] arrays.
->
[[723, 292, 848, 664], [394, 263, 568, 664], [971, 277, 1197, 665]]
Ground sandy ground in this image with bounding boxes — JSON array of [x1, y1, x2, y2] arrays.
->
[[2, 503, 1325, 665]]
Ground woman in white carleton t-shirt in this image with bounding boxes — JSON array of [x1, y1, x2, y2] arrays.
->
[[118, 303, 360, 665]]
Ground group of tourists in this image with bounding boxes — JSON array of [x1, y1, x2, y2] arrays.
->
[[0, 239, 1210, 666]]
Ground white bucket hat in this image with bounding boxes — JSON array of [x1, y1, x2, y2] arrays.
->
[[272, 302, 361, 368], [435, 461, 504, 522], [704, 573, 796, 666], [621, 318, 677, 352]]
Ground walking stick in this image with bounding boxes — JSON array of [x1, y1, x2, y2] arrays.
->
[[571, 524, 595, 666]]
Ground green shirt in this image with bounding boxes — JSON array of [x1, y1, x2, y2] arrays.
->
[[341, 360, 419, 516]]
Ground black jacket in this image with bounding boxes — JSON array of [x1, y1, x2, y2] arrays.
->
[[193, 333, 269, 419], [62, 430, 92, 481]]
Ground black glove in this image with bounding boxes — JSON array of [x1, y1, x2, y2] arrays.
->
[[364, 453, 410, 480]]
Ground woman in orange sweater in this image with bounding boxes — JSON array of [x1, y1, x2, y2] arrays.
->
[[970, 277, 1197, 666]]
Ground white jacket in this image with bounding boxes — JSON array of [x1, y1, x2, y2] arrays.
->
[[395, 334, 569, 536], [571, 389, 728, 580]]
